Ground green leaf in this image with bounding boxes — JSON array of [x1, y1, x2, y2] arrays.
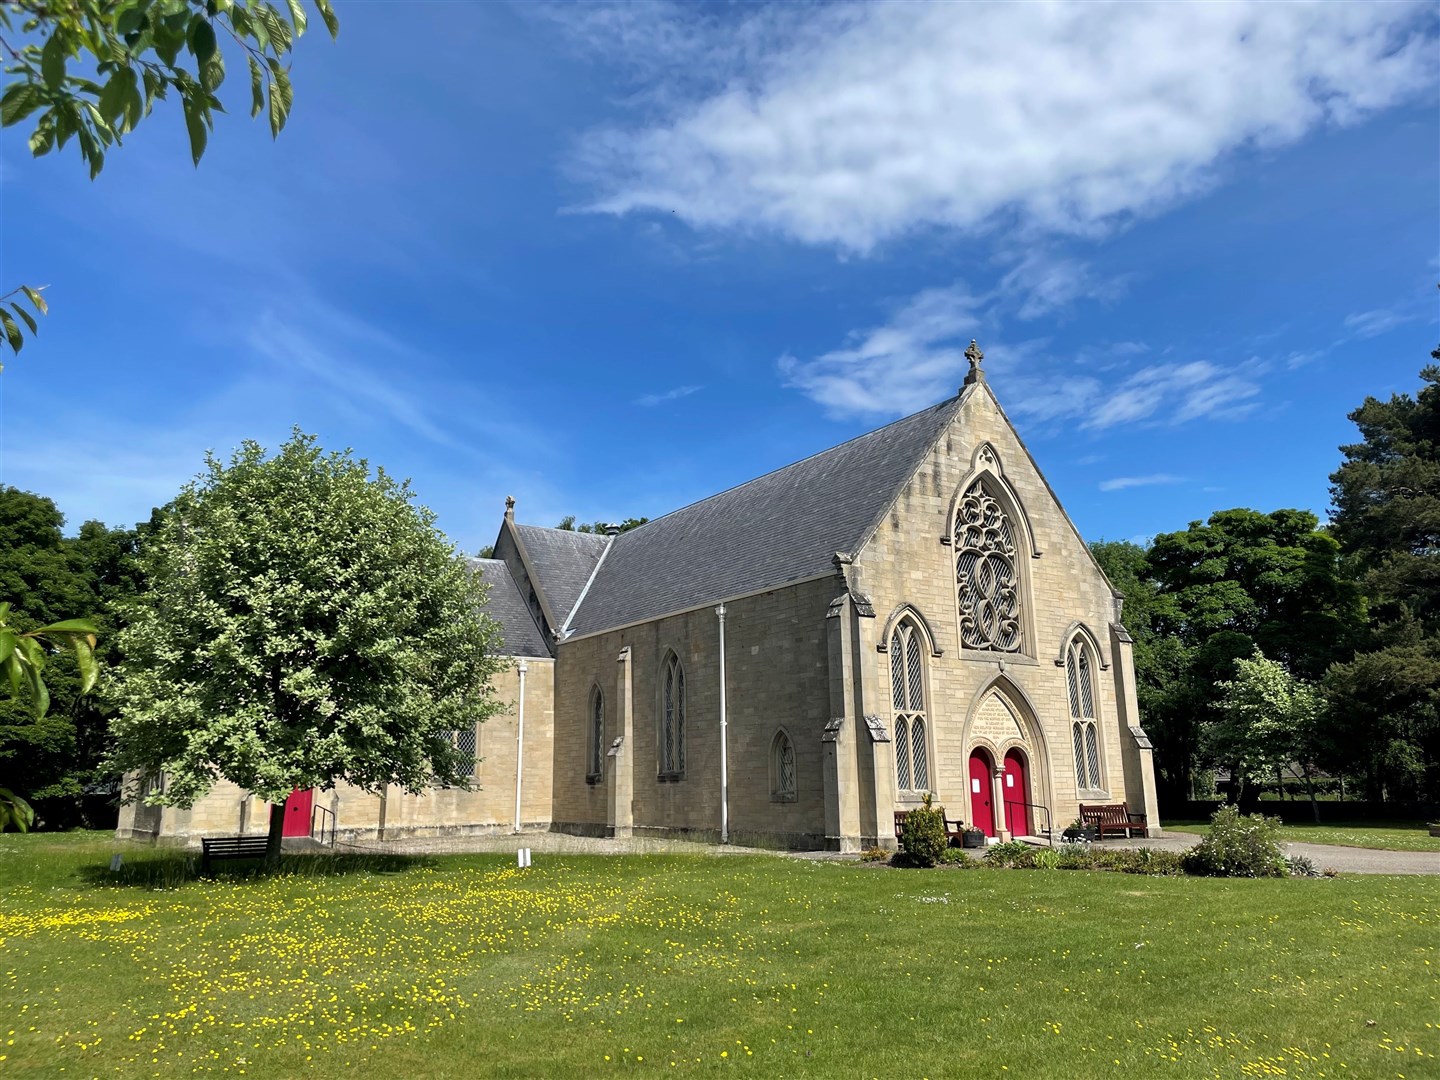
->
[[1, 82, 45, 128], [41, 31, 67, 90], [98, 72, 129, 125], [28, 119, 54, 157], [188, 17, 218, 63], [19, 285, 47, 316], [0, 631, 16, 665], [123, 69, 144, 131], [183, 94, 208, 165], [33, 618, 101, 636], [314, 0, 339, 38], [201, 49, 226, 93], [116, 7, 146, 37], [0, 310, 22, 353], [258, 4, 293, 53], [285, 0, 307, 36], [265, 59, 293, 136], [248, 56, 264, 118], [10, 304, 37, 335]]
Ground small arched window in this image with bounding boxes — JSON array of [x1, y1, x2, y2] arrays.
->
[[587, 686, 605, 783], [771, 730, 796, 802], [890, 620, 929, 793], [954, 479, 1023, 653], [1065, 637, 1104, 791], [659, 652, 686, 779]]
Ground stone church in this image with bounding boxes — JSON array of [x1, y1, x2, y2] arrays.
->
[[118, 347, 1160, 851]]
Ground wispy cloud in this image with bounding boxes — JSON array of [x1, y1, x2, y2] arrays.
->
[[635, 384, 703, 407], [778, 284, 982, 416], [1343, 306, 1420, 339], [568, 2, 1436, 252], [1099, 474, 1184, 492], [1085, 361, 1261, 429], [999, 252, 1129, 320]]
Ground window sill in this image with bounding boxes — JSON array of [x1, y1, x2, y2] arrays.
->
[[958, 650, 1038, 666], [770, 792, 798, 804], [657, 772, 685, 783], [585, 774, 603, 786], [1076, 790, 1111, 801], [895, 789, 932, 804]]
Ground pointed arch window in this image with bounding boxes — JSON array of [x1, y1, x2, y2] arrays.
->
[[890, 620, 930, 793], [1065, 636, 1104, 791], [587, 686, 605, 783], [659, 653, 686, 780], [771, 730, 797, 802], [955, 479, 1023, 652]]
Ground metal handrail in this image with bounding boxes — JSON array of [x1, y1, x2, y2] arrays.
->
[[311, 803, 336, 847], [1004, 800, 1054, 846]]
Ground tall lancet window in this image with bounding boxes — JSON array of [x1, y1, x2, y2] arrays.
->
[[889, 620, 929, 792], [587, 686, 605, 783], [954, 479, 1023, 652], [1066, 636, 1104, 791], [660, 652, 686, 779]]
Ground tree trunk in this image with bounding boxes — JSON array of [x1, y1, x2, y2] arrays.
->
[[265, 802, 285, 868], [1303, 768, 1321, 824]]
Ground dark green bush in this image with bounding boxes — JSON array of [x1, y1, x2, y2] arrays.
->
[[898, 797, 948, 868], [937, 846, 977, 866], [1182, 805, 1286, 878]]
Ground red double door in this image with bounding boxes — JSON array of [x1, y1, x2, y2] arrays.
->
[[280, 788, 313, 837], [968, 749, 1032, 837]]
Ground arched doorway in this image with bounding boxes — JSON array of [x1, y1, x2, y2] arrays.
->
[[1003, 750, 1031, 836], [968, 749, 996, 836]]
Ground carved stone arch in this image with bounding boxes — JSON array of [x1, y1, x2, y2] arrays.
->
[[1054, 621, 1110, 670], [947, 444, 1042, 560], [961, 674, 1055, 819], [877, 604, 944, 657]]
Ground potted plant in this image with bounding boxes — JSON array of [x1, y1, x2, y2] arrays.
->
[[1062, 818, 1097, 843], [961, 825, 986, 849]]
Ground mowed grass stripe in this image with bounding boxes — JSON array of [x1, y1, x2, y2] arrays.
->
[[0, 836, 1435, 1078]]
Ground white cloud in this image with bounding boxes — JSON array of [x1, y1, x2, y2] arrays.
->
[[1343, 306, 1418, 338], [571, 1, 1436, 252], [635, 384, 703, 406], [779, 282, 1262, 425], [999, 252, 1128, 320], [778, 284, 982, 416], [1099, 474, 1184, 492]]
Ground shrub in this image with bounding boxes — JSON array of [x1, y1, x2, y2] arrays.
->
[[1287, 854, 1319, 878], [983, 840, 1034, 868], [1032, 847, 1061, 870], [938, 846, 976, 866], [898, 796, 948, 868], [1182, 805, 1287, 878], [859, 847, 890, 863]]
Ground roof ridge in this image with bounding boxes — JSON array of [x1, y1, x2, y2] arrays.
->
[[615, 396, 960, 543]]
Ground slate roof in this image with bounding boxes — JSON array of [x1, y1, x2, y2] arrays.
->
[[467, 558, 551, 658], [511, 524, 610, 627], [564, 393, 967, 637]]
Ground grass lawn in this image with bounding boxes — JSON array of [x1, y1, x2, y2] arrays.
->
[[1166, 819, 1440, 853], [1, 833, 1435, 1079]]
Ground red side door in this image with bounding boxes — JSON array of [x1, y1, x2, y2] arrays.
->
[[968, 752, 995, 836], [281, 788, 313, 838], [1003, 751, 1031, 836]]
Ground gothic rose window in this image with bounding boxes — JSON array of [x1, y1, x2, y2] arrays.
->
[[955, 480, 1022, 652]]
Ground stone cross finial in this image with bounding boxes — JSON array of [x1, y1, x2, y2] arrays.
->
[[963, 339, 985, 387], [504, 495, 515, 520]]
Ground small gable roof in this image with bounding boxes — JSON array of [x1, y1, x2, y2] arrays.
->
[[467, 557, 551, 658], [564, 394, 966, 637], [510, 524, 609, 628]]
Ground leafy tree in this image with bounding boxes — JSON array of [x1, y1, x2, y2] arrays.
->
[[0, 488, 127, 818], [0, 0, 340, 354], [555, 515, 649, 535], [1208, 650, 1324, 821], [106, 432, 507, 861], [1327, 356, 1440, 801]]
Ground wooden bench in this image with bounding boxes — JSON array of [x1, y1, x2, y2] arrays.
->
[[200, 835, 271, 873], [1079, 803, 1148, 839], [893, 809, 968, 846]]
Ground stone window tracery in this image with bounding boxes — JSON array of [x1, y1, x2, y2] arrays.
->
[[660, 653, 686, 779], [890, 620, 929, 792], [587, 686, 604, 783], [771, 730, 796, 801], [955, 479, 1023, 652], [1066, 637, 1104, 791]]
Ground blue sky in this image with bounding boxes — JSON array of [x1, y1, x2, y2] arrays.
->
[[2, 1, 1437, 555]]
